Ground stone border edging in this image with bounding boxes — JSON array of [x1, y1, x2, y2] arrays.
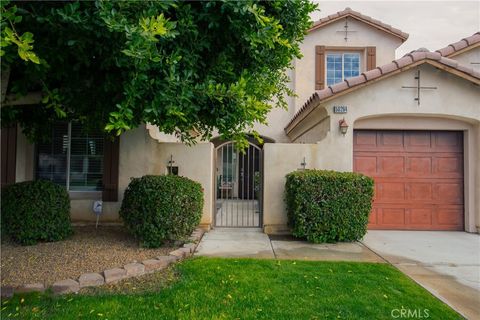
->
[[1, 228, 205, 297]]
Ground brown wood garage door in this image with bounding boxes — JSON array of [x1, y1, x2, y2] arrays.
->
[[353, 130, 464, 230]]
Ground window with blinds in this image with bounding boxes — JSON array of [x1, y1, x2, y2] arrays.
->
[[36, 122, 104, 191]]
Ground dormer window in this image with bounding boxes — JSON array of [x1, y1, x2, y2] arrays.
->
[[326, 52, 360, 86], [315, 46, 376, 90]]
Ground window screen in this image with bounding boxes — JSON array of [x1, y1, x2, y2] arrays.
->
[[36, 122, 68, 186], [326, 52, 360, 86], [36, 122, 104, 191], [69, 123, 104, 191]]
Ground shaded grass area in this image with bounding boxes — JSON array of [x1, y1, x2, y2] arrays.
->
[[1, 258, 461, 319]]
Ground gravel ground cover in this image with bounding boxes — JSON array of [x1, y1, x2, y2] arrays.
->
[[1, 226, 177, 287]]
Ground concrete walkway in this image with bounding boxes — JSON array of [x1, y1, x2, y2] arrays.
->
[[363, 231, 480, 320], [195, 228, 383, 262]]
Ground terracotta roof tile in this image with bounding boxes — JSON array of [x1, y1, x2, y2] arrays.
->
[[308, 7, 409, 41], [345, 75, 367, 87], [425, 52, 442, 60], [379, 62, 398, 74], [435, 32, 480, 57], [451, 39, 469, 51], [436, 45, 456, 57], [395, 56, 413, 68], [330, 81, 349, 93], [285, 45, 480, 133], [362, 68, 382, 80], [317, 89, 333, 100], [439, 57, 458, 69], [463, 32, 480, 45]]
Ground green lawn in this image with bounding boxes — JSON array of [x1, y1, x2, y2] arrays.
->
[[1, 257, 461, 319]]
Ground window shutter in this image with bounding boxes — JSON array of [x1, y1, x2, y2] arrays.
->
[[1, 124, 17, 188], [102, 136, 119, 202], [315, 46, 326, 90], [366, 47, 376, 71]]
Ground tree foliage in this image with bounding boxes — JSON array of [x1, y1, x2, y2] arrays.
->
[[1, 1, 316, 145]]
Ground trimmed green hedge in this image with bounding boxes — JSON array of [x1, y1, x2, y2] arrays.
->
[[120, 175, 203, 248], [1, 180, 72, 245], [285, 170, 374, 243]]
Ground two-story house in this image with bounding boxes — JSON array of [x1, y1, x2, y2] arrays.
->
[[2, 8, 479, 234]]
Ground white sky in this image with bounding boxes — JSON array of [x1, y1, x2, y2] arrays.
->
[[312, 1, 480, 57]]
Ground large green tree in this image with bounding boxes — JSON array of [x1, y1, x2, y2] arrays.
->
[[1, 1, 316, 146]]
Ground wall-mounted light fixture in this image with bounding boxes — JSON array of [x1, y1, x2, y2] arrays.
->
[[300, 157, 307, 170], [167, 154, 179, 175], [339, 118, 349, 135]]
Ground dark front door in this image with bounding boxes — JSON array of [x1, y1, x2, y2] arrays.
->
[[238, 145, 260, 200]]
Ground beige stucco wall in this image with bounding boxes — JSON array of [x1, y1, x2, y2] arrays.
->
[[14, 125, 214, 228], [287, 63, 480, 233], [293, 18, 404, 113], [262, 141, 348, 234]]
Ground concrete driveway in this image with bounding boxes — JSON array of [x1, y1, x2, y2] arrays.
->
[[363, 231, 480, 319]]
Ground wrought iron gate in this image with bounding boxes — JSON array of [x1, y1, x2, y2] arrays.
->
[[215, 142, 262, 227]]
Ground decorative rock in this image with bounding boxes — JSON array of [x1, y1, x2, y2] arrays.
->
[[1, 286, 14, 298], [183, 243, 196, 253], [78, 273, 104, 288], [104, 268, 127, 283], [179, 247, 193, 257], [16, 283, 45, 293], [52, 279, 80, 294], [124, 262, 145, 277], [142, 259, 167, 272], [169, 248, 187, 259], [156, 255, 177, 265]]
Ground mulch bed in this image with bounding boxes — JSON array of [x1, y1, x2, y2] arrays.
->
[[1, 226, 178, 287]]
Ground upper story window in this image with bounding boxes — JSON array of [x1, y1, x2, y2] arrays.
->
[[326, 52, 360, 86], [315, 46, 375, 90], [36, 122, 104, 191]]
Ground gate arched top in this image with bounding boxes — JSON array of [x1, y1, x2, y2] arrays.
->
[[210, 135, 274, 149], [215, 140, 261, 151]]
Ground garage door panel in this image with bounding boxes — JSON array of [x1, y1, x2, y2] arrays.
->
[[437, 207, 463, 228], [406, 157, 432, 176], [405, 131, 432, 151], [377, 182, 405, 202], [408, 183, 433, 201], [410, 208, 433, 225], [434, 132, 463, 152], [380, 131, 404, 147], [436, 156, 463, 176], [354, 156, 377, 175], [354, 131, 377, 150], [353, 130, 464, 231], [379, 156, 405, 175], [434, 182, 463, 204], [380, 208, 406, 225]]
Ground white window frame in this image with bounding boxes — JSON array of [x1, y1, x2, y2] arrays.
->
[[325, 52, 361, 86]]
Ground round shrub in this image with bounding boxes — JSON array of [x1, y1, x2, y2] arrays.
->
[[120, 175, 204, 248], [1, 180, 72, 245], [285, 170, 374, 243]]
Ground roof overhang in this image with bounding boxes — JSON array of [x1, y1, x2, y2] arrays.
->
[[285, 55, 480, 135], [308, 7, 409, 42]]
